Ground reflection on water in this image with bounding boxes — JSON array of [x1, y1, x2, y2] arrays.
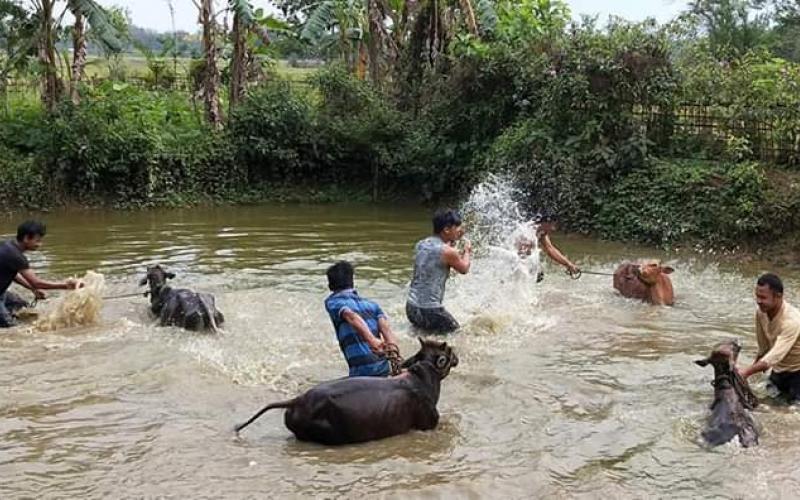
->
[[1, 203, 799, 498]]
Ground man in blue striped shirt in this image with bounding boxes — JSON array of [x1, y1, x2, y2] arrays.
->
[[325, 261, 400, 377]]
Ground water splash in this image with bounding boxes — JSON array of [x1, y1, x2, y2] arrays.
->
[[33, 271, 105, 332], [449, 174, 546, 334]]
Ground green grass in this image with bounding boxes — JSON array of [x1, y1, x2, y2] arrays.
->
[[84, 54, 319, 82]]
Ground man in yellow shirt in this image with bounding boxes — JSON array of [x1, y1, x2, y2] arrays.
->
[[740, 273, 800, 401]]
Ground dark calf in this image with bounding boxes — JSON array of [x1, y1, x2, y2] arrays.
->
[[235, 338, 458, 445], [139, 265, 224, 333], [695, 339, 759, 447]]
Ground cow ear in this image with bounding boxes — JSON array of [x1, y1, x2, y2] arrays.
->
[[166, 272, 176, 280], [662, 266, 674, 274], [695, 358, 709, 367], [139, 277, 148, 286]]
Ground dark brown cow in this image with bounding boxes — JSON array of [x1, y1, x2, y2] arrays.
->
[[695, 339, 759, 447], [613, 259, 675, 306], [234, 338, 458, 445]]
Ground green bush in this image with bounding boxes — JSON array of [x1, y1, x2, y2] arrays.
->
[[46, 82, 214, 205], [594, 159, 767, 246], [0, 146, 52, 210], [230, 81, 315, 182]]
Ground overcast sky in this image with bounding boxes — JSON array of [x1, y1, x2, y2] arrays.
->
[[100, 0, 690, 33]]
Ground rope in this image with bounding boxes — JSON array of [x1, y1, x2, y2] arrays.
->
[[24, 291, 147, 309], [381, 342, 404, 376], [566, 269, 615, 280], [102, 291, 149, 300]]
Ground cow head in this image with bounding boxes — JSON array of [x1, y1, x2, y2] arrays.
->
[[695, 338, 741, 370], [635, 259, 674, 286], [401, 337, 459, 379], [139, 265, 176, 296], [695, 339, 758, 410]]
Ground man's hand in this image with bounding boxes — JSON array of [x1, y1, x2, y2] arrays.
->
[[369, 338, 385, 354], [33, 290, 46, 300], [463, 239, 472, 255], [65, 278, 84, 290], [567, 263, 580, 275]]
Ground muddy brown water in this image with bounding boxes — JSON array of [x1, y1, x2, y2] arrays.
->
[[1, 205, 799, 499]]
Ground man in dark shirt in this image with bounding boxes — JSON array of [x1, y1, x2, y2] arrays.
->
[[0, 221, 80, 327]]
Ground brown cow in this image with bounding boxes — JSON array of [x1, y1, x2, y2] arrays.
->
[[613, 259, 675, 306]]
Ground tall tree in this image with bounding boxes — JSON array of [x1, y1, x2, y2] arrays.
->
[[687, 0, 773, 59], [196, 0, 222, 127], [228, 0, 270, 112], [66, 1, 122, 103]]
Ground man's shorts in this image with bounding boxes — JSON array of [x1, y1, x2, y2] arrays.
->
[[0, 291, 28, 328], [768, 370, 800, 402], [406, 302, 459, 334]]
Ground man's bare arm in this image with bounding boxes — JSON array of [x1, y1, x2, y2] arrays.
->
[[19, 269, 79, 291], [540, 234, 579, 273], [342, 309, 383, 351], [442, 240, 472, 274], [377, 316, 399, 347]]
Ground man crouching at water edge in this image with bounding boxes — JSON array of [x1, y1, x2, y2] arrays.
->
[[739, 274, 800, 402], [406, 209, 471, 334], [0, 221, 81, 328], [325, 261, 400, 377]]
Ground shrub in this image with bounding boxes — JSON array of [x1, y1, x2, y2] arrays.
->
[[229, 81, 315, 182], [594, 159, 767, 246]]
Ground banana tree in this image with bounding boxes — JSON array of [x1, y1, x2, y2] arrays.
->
[[227, 0, 271, 111], [24, 0, 121, 109], [68, 0, 122, 103], [191, 0, 222, 128], [302, 0, 367, 75]]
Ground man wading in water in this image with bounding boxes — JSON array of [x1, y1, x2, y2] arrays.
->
[[516, 213, 580, 282], [0, 221, 81, 328], [406, 210, 471, 334], [740, 274, 800, 402], [325, 261, 400, 377]]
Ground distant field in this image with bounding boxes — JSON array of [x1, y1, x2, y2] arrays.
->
[[84, 54, 318, 81]]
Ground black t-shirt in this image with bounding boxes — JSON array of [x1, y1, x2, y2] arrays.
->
[[0, 240, 29, 294]]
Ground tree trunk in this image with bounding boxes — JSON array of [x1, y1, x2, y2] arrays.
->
[[39, 0, 60, 112], [357, 43, 367, 80], [201, 0, 222, 128], [459, 0, 479, 37], [366, 0, 382, 85], [229, 11, 246, 115], [70, 9, 87, 105]]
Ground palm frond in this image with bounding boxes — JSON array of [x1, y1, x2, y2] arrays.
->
[[229, 0, 270, 45], [302, 1, 337, 41], [69, 0, 123, 52]]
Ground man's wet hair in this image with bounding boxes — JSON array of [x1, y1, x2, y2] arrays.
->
[[16, 220, 46, 242], [433, 210, 462, 234], [327, 261, 355, 292], [757, 273, 784, 295]]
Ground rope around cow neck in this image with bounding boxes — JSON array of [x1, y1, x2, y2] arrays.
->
[[381, 343, 404, 376]]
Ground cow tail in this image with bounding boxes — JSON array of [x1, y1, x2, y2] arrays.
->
[[198, 294, 220, 333], [235, 399, 296, 434]]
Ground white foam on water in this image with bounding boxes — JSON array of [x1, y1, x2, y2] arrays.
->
[[32, 271, 106, 332]]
